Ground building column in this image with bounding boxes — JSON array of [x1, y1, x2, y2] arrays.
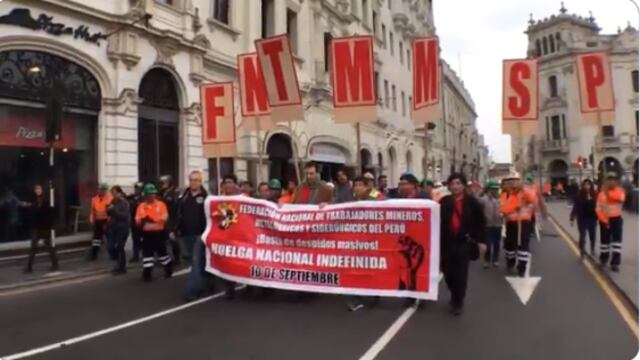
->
[[182, 103, 209, 187]]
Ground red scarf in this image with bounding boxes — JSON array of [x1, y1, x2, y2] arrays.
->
[[450, 196, 464, 235]]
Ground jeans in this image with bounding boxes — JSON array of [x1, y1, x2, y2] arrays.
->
[[182, 235, 199, 262], [484, 227, 502, 263], [108, 225, 129, 270], [577, 218, 596, 255], [26, 229, 58, 270], [186, 238, 215, 296]]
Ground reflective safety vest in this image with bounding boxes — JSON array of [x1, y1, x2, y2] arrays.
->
[[500, 189, 536, 222], [135, 200, 169, 232], [596, 187, 625, 224], [90, 194, 113, 223]]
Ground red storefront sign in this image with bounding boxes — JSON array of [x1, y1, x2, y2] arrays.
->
[[0, 111, 76, 149]]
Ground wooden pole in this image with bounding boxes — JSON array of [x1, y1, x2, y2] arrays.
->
[[422, 123, 429, 179], [356, 123, 362, 175], [256, 117, 264, 185], [288, 119, 302, 185]]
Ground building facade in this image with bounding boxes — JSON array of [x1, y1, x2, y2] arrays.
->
[[0, 0, 485, 242], [517, 4, 639, 186]]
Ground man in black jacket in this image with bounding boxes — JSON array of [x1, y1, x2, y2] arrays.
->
[[23, 184, 59, 273], [439, 173, 486, 316], [159, 174, 182, 265], [180, 171, 214, 301]]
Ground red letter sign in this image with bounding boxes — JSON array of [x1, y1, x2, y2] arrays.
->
[[237, 53, 274, 131], [255, 35, 304, 122], [576, 52, 614, 113], [502, 59, 538, 120], [330, 36, 376, 124], [412, 37, 441, 125], [200, 82, 236, 158]]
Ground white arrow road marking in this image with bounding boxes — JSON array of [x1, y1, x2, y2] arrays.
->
[[505, 255, 542, 305]]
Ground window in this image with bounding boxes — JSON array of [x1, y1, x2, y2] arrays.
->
[[384, 80, 389, 108], [362, 0, 369, 24], [632, 70, 639, 92], [401, 91, 406, 116], [545, 116, 550, 140], [555, 32, 561, 51], [409, 96, 412, 112], [286, 8, 298, 54], [407, 49, 411, 70], [374, 71, 379, 100], [561, 114, 567, 138], [390, 32, 394, 55], [399, 42, 404, 64], [261, 0, 274, 38], [535, 39, 541, 57], [212, 0, 229, 24], [550, 115, 562, 140], [602, 125, 615, 137], [381, 24, 387, 48], [549, 75, 558, 97], [392, 85, 397, 111], [636, 111, 639, 135], [542, 37, 548, 55], [372, 10, 378, 36], [324, 32, 333, 72], [549, 35, 555, 53]]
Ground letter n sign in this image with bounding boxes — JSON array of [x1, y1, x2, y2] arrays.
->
[[200, 82, 237, 157], [330, 36, 376, 124]]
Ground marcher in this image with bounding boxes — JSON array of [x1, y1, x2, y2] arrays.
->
[[345, 176, 383, 311], [127, 182, 144, 262], [397, 173, 429, 199], [543, 181, 552, 197], [88, 183, 112, 261], [440, 173, 486, 315], [293, 162, 334, 205], [378, 175, 389, 197], [363, 172, 385, 199], [23, 184, 59, 273], [479, 180, 502, 268], [467, 181, 483, 198], [178, 171, 213, 302], [268, 179, 283, 202], [278, 179, 297, 205], [136, 184, 172, 281], [106, 186, 130, 275], [219, 174, 241, 298], [596, 173, 626, 272], [257, 182, 271, 200], [421, 179, 434, 200], [159, 175, 182, 265], [500, 173, 536, 277], [334, 168, 354, 203], [524, 175, 548, 243], [240, 181, 254, 197], [570, 179, 598, 258]]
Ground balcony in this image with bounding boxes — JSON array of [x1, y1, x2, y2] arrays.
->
[[540, 139, 569, 154], [596, 134, 637, 152]]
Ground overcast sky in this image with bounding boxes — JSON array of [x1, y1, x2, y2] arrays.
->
[[434, 0, 638, 163]]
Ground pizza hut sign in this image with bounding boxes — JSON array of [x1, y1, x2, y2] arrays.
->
[[15, 127, 45, 140]]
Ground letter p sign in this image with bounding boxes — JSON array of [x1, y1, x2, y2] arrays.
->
[[576, 52, 614, 113]]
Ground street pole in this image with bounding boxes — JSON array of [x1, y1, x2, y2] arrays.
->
[[355, 123, 362, 175], [422, 123, 429, 179], [256, 117, 263, 185]]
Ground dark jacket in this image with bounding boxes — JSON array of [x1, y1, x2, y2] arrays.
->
[[107, 197, 131, 230], [160, 186, 181, 231], [127, 193, 143, 229], [570, 193, 597, 222], [335, 182, 354, 203], [28, 196, 54, 233], [440, 194, 486, 253], [175, 187, 208, 236]]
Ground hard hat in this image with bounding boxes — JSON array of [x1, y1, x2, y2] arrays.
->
[[143, 183, 158, 195], [605, 172, 619, 179], [269, 179, 282, 189], [421, 179, 434, 187], [487, 180, 500, 189], [503, 171, 521, 181], [98, 183, 109, 191], [524, 175, 533, 184], [363, 172, 375, 180]]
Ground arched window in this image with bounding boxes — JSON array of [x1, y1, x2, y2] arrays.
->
[[138, 68, 180, 183], [549, 75, 558, 97]]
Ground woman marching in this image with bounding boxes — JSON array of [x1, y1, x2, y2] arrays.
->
[[570, 179, 598, 258]]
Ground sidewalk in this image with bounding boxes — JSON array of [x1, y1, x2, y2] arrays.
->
[[546, 200, 639, 308]]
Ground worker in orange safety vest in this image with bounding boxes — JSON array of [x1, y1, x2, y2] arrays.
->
[[500, 172, 537, 277], [596, 173, 626, 272], [136, 183, 173, 281], [88, 183, 113, 261]]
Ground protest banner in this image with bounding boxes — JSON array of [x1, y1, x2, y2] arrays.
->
[[203, 196, 440, 300], [576, 52, 615, 126], [200, 82, 237, 158], [330, 35, 377, 124]]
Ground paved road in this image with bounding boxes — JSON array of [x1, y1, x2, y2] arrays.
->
[[0, 220, 637, 360], [547, 199, 639, 307]]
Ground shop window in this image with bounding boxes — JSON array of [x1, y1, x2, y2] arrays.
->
[[212, 0, 229, 24]]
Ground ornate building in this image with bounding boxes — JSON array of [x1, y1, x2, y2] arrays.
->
[[517, 4, 638, 185]]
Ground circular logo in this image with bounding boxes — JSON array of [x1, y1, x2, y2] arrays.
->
[[196, 197, 204, 204]]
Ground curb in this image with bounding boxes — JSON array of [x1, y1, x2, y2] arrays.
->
[[548, 214, 639, 314], [0, 268, 112, 295]]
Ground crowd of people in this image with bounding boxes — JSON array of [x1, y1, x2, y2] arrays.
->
[[20, 161, 628, 316]]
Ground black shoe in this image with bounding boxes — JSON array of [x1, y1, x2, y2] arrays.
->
[[611, 265, 620, 273]]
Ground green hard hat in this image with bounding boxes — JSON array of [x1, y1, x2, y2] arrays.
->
[[524, 175, 533, 184], [269, 179, 282, 189], [487, 180, 500, 189], [421, 179, 434, 187], [143, 183, 158, 195], [98, 183, 109, 191]]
